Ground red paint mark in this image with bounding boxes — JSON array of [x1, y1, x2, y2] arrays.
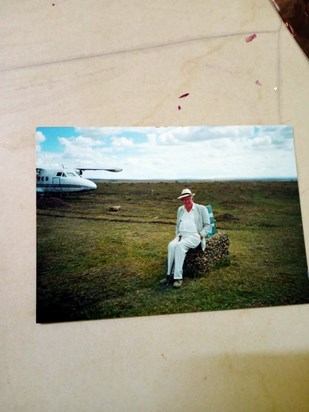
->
[[178, 105, 182, 110], [179, 93, 190, 99], [255, 80, 262, 86], [245, 33, 256, 43]]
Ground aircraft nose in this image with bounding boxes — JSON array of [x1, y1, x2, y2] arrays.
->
[[90, 181, 97, 190], [83, 179, 97, 190]]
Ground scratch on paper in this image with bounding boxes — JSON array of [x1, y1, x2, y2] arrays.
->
[[245, 33, 256, 42], [179, 93, 190, 99], [178, 92, 190, 110]]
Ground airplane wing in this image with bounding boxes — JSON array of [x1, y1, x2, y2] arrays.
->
[[75, 168, 122, 173], [75, 168, 122, 176]]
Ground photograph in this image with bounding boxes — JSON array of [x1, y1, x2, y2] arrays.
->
[[36, 125, 309, 323]]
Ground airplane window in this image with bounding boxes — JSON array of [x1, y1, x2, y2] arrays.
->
[[46, 177, 49, 181], [62, 173, 67, 177], [56, 172, 62, 176]]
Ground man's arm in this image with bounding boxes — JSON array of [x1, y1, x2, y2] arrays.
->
[[198, 205, 211, 238], [175, 206, 183, 236]]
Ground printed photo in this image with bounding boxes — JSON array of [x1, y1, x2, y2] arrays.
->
[[36, 126, 308, 323]]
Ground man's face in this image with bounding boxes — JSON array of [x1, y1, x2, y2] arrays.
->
[[181, 196, 193, 209]]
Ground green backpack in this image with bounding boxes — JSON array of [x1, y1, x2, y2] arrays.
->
[[206, 204, 217, 238]]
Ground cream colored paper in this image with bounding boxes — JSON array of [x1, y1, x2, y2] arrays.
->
[[1, 1, 308, 411]]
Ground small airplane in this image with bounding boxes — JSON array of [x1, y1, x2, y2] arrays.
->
[[36, 166, 122, 195]]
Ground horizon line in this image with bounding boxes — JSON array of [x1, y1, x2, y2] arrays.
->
[[89, 177, 298, 182]]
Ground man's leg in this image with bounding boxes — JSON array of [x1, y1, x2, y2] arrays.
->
[[167, 237, 179, 276], [159, 237, 179, 285], [173, 235, 201, 280]]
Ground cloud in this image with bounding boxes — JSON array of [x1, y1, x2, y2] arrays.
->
[[36, 131, 46, 153], [74, 127, 154, 138], [251, 125, 293, 148], [141, 126, 257, 147], [74, 127, 123, 137], [36, 151, 64, 168], [111, 136, 134, 148], [59, 135, 104, 148], [36, 131, 46, 144], [37, 126, 297, 179]]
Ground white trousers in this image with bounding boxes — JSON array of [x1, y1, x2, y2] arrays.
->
[[167, 233, 201, 280]]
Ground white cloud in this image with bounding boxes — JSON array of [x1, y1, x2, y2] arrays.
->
[[37, 126, 297, 180], [111, 136, 134, 148], [74, 127, 123, 137], [36, 131, 46, 153], [36, 131, 46, 144], [36, 151, 63, 168], [58, 135, 103, 148]]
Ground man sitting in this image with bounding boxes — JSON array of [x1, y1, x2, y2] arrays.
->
[[160, 188, 211, 288]]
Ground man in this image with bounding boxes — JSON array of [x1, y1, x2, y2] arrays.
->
[[160, 188, 211, 288]]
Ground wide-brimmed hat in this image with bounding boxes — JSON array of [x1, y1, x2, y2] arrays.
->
[[178, 188, 195, 199]]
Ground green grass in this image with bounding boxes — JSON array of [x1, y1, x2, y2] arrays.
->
[[36, 180, 309, 323]]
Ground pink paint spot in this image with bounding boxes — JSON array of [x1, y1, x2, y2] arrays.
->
[[245, 33, 256, 43], [255, 80, 262, 86], [179, 93, 190, 99]]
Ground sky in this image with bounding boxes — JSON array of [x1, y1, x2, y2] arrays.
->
[[36, 125, 298, 180]]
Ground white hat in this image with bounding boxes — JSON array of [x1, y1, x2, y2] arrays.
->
[[178, 188, 195, 199]]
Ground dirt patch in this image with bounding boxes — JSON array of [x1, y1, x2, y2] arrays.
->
[[37, 197, 71, 209], [216, 213, 239, 222]]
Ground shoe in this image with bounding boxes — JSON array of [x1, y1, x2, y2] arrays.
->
[[173, 280, 183, 288], [159, 276, 171, 285]]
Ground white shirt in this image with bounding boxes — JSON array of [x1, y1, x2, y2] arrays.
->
[[179, 206, 198, 235]]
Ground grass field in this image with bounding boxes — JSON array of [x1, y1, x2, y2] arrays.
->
[[36, 180, 309, 323]]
